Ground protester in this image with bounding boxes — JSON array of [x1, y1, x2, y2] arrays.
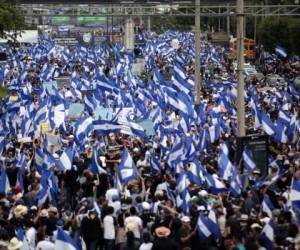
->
[[0, 29, 298, 250]]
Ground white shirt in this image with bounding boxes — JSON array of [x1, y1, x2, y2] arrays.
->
[[103, 215, 115, 240], [111, 201, 121, 216], [139, 242, 153, 250], [105, 188, 119, 205], [25, 227, 36, 250], [36, 240, 55, 250], [124, 216, 142, 239]]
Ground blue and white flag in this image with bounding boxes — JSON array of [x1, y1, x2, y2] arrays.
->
[[275, 46, 287, 58], [230, 167, 241, 196], [118, 149, 138, 185], [74, 116, 94, 144], [93, 121, 122, 135], [58, 147, 73, 171], [0, 167, 10, 194], [205, 173, 227, 194], [261, 219, 274, 250], [218, 152, 233, 181], [242, 148, 256, 172], [55, 228, 80, 250], [262, 195, 275, 218], [207, 125, 220, 143], [261, 112, 276, 135], [187, 160, 205, 186], [36, 185, 49, 207], [150, 155, 161, 175], [197, 210, 221, 241], [176, 170, 190, 194], [290, 178, 300, 224], [91, 146, 107, 175]]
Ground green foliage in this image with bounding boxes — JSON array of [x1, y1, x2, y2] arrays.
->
[[0, 0, 25, 41], [257, 17, 300, 55]]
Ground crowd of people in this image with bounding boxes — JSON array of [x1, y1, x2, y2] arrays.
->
[[0, 30, 299, 250]]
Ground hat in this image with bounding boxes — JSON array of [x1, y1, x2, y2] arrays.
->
[[198, 190, 208, 197], [155, 226, 171, 238], [240, 214, 249, 221], [80, 197, 87, 204], [14, 205, 28, 218], [40, 209, 48, 217], [272, 209, 281, 217], [251, 223, 262, 229], [181, 216, 191, 223], [253, 169, 261, 175], [260, 217, 270, 224], [142, 202, 150, 210], [56, 220, 64, 227], [232, 204, 241, 210], [48, 207, 58, 214], [30, 206, 37, 211], [155, 190, 164, 197], [7, 237, 23, 250], [88, 209, 96, 214], [0, 240, 8, 247]]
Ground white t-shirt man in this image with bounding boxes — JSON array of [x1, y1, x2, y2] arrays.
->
[[105, 188, 119, 205], [139, 242, 153, 250], [124, 216, 143, 239], [36, 239, 55, 250], [103, 215, 116, 240], [25, 227, 36, 250]]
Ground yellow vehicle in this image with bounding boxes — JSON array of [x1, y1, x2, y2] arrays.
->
[[230, 38, 256, 60]]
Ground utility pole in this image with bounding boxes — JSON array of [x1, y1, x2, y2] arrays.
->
[[195, 0, 202, 105], [227, 3, 230, 36], [147, 16, 151, 32], [236, 0, 245, 137]]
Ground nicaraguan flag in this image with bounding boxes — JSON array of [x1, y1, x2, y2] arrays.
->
[[150, 155, 161, 175], [176, 170, 190, 194], [206, 173, 227, 194], [197, 210, 221, 241], [242, 148, 256, 172], [0, 167, 10, 194], [290, 178, 300, 224], [36, 185, 49, 207], [275, 46, 287, 58], [218, 152, 233, 181], [207, 125, 220, 143], [118, 149, 138, 185], [260, 112, 276, 135], [187, 160, 205, 186], [58, 147, 73, 171], [230, 167, 242, 196], [93, 121, 122, 135], [55, 228, 80, 250], [262, 195, 275, 218], [74, 116, 94, 144], [261, 219, 274, 250], [91, 146, 107, 175]]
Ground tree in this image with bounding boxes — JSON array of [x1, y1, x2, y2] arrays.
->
[[257, 17, 300, 55], [0, 0, 25, 41]]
